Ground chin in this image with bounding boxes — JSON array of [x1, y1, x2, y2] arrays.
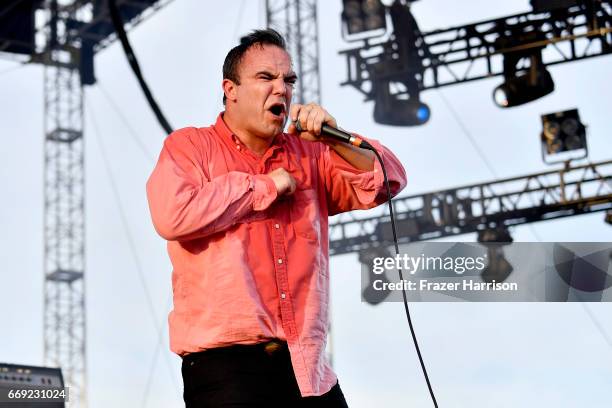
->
[[266, 124, 284, 137]]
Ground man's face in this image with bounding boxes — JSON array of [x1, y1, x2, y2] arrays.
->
[[228, 45, 296, 140]]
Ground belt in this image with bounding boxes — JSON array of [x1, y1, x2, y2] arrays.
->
[[182, 339, 288, 364]]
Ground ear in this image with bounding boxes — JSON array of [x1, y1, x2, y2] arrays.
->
[[222, 79, 238, 103]]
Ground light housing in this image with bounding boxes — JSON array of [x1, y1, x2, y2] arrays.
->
[[540, 108, 587, 164], [493, 64, 555, 108], [341, 0, 387, 40], [373, 87, 430, 126]]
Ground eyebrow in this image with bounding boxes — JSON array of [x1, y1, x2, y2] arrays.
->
[[256, 70, 298, 82]]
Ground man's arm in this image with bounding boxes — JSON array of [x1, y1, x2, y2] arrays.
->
[[288, 103, 375, 172], [322, 139, 375, 172], [318, 136, 406, 215], [146, 128, 294, 241], [288, 103, 407, 215]]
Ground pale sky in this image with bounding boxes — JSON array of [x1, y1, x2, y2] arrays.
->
[[1, 1, 611, 407]]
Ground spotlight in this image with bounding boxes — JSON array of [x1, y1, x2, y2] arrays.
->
[[371, 54, 430, 126], [366, 0, 430, 126], [478, 226, 514, 283], [481, 247, 514, 283], [540, 108, 587, 164], [359, 246, 393, 305], [477, 226, 513, 244], [494, 30, 555, 108], [373, 81, 430, 126], [341, 0, 387, 39], [493, 63, 554, 108]]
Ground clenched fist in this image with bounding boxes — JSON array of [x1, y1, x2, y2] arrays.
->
[[267, 167, 296, 196]]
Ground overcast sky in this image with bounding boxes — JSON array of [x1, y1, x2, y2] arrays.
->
[[1, 1, 611, 407]]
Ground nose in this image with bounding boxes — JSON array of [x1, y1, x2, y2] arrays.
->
[[272, 77, 288, 96]]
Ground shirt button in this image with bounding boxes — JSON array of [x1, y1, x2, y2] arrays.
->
[[274, 223, 280, 229], [281, 293, 286, 299], [277, 258, 283, 264]]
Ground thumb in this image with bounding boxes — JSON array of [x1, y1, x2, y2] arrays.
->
[[287, 122, 297, 135]]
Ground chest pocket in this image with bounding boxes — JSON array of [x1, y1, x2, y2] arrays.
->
[[290, 188, 320, 241]]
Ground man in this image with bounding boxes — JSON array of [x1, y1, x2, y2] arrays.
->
[[146, 29, 406, 407]]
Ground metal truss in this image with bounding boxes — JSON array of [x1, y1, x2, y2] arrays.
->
[[60, 0, 175, 53], [329, 160, 612, 256], [42, 4, 86, 407], [33, 1, 172, 406], [340, 1, 612, 100], [266, 0, 321, 104]]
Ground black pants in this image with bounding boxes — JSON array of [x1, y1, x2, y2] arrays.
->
[[181, 341, 349, 408]]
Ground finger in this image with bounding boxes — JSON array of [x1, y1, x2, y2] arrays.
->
[[313, 109, 326, 135], [306, 107, 318, 134], [289, 104, 302, 124], [298, 105, 313, 133], [323, 112, 338, 129]]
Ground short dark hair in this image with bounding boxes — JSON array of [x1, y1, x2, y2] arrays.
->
[[222, 28, 288, 104]]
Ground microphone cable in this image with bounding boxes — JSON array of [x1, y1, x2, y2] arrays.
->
[[293, 120, 438, 406], [367, 146, 439, 408]]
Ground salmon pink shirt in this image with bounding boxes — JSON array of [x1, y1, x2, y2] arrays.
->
[[146, 113, 406, 396]]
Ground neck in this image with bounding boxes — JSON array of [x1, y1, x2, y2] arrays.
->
[[223, 110, 274, 156]]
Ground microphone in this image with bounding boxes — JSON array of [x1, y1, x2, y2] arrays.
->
[[294, 121, 373, 150]]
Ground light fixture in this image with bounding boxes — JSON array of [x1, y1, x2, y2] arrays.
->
[[341, 0, 387, 40], [369, 0, 430, 126], [478, 226, 514, 283], [373, 76, 430, 126], [493, 30, 555, 108], [493, 56, 554, 108], [359, 246, 394, 305], [540, 108, 587, 164]]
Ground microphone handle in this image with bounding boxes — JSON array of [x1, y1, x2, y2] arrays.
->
[[294, 121, 373, 150]]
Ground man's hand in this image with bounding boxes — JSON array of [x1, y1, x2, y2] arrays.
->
[[287, 103, 337, 142], [267, 168, 296, 196]]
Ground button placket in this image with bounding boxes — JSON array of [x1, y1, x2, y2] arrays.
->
[[270, 219, 297, 340]]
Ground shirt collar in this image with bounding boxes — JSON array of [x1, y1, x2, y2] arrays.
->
[[213, 112, 287, 154]]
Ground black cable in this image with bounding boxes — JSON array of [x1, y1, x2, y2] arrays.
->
[[107, 0, 174, 135], [368, 146, 439, 408], [86, 94, 181, 397]]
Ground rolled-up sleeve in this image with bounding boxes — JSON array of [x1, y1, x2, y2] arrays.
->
[[318, 135, 407, 215]]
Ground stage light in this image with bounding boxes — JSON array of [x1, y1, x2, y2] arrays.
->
[[493, 28, 555, 108], [341, 0, 387, 39], [478, 226, 514, 283], [493, 64, 554, 108], [359, 246, 393, 305], [540, 108, 587, 164], [373, 83, 431, 126], [368, 0, 430, 126], [0, 0, 42, 55]]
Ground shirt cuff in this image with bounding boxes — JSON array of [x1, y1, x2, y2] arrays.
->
[[251, 174, 278, 211], [328, 135, 385, 203]]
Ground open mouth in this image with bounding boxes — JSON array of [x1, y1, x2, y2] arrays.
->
[[268, 103, 285, 118]]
